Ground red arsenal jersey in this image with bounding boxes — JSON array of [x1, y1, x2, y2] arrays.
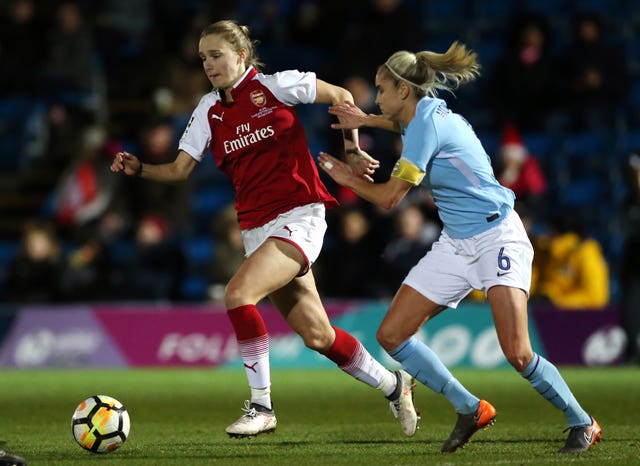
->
[[178, 67, 338, 229]]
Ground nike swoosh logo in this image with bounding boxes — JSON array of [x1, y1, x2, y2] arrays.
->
[[584, 429, 594, 444], [497, 271, 511, 277], [473, 405, 484, 423]]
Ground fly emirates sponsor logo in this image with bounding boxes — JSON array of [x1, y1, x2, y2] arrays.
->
[[223, 122, 275, 154]]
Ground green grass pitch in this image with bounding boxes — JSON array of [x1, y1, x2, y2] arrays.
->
[[1, 367, 638, 465]]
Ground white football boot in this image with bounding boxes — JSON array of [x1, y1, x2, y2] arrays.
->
[[388, 370, 419, 436], [226, 400, 277, 438]]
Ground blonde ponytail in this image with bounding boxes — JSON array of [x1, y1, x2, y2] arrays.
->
[[382, 41, 480, 98]]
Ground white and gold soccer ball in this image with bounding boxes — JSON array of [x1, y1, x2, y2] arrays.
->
[[71, 395, 130, 453]]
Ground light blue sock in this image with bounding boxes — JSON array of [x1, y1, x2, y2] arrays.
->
[[520, 353, 591, 427], [389, 337, 479, 415]]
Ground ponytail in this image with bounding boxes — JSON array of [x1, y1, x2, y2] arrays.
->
[[382, 42, 480, 98]]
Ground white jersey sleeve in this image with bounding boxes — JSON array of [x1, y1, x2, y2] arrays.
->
[[178, 93, 218, 162], [256, 70, 317, 106]]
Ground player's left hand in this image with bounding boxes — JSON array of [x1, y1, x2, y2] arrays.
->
[[345, 147, 379, 182], [319, 152, 359, 186]]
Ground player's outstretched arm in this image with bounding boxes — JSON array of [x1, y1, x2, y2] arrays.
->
[[110, 150, 197, 183], [318, 151, 411, 209], [329, 102, 400, 133], [315, 80, 380, 180]]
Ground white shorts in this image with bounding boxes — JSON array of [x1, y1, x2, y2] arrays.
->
[[403, 210, 534, 308], [241, 202, 327, 274]]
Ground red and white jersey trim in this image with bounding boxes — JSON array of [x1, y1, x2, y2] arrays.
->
[[178, 67, 337, 229]]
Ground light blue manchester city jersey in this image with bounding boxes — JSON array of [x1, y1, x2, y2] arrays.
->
[[398, 97, 515, 239]]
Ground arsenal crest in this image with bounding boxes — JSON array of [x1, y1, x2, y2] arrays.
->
[[250, 89, 266, 107]]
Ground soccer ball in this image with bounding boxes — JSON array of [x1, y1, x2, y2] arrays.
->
[[71, 395, 130, 453]]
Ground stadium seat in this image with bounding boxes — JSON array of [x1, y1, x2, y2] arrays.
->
[[558, 176, 603, 207], [0, 241, 17, 264], [572, 0, 623, 15], [472, 40, 505, 68], [181, 275, 209, 301], [192, 186, 235, 218], [476, 132, 500, 159], [524, 0, 571, 15], [471, 0, 517, 21], [422, 0, 469, 21], [561, 132, 608, 156], [615, 130, 640, 156], [0, 98, 36, 170], [522, 132, 556, 159], [181, 236, 214, 267], [109, 240, 136, 265]]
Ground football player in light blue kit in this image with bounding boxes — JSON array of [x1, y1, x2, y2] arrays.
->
[[319, 42, 601, 454]]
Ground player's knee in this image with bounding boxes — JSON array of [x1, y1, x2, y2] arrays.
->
[[224, 270, 264, 308], [223, 280, 246, 309], [504, 350, 533, 372], [302, 328, 333, 352], [376, 325, 401, 351]]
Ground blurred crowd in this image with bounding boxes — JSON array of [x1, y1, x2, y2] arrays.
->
[[1, 0, 640, 352]]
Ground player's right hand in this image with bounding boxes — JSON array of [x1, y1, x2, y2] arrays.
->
[[111, 151, 141, 177], [329, 102, 368, 129]]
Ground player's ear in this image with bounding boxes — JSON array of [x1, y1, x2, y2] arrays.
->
[[400, 82, 411, 100], [237, 48, 247, 65]]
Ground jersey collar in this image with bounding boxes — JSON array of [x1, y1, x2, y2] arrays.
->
[[230, 66, 258, 99]]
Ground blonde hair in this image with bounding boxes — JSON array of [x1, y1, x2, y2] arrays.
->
[[380, 41, 480, 98], [201, 20, 264, 71]]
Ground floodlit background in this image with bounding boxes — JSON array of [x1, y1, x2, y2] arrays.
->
[[0, 0, 638, 368]]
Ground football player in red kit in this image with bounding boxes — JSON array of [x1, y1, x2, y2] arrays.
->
[[110, 20, 417, 438]]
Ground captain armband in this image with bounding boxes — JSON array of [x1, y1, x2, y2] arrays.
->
[[391, 159, 425, 186]]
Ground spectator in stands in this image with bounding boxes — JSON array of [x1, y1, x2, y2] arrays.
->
[[0, 0, 44, 97], [320, 206, 387, 298], [209, 204, 245, 303], [620, 153, 640, 363], [495, 123, 547, 211], [288, 0, 345, 51], [59, 237, 112, 302], [5, 221, 62, 303], [380, 203, 440, 295], [489, 14, 556, 131], [535, 216, 609, 310], [239, 0, 289, 46], [164, 29, 212, 118], [92, 0, 157, 96], [343, 0, 423, 77], [51, 125, 121, 239], [126, 118, 191, 232], [558, 12, 631, 131], [43, 2, 95, 101], [112, 212, 185, 302]]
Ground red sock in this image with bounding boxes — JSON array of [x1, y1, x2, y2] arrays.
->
[[227, 305, 271, 392], [322, 326, 358, 367], [227, 304, 267, 340]]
